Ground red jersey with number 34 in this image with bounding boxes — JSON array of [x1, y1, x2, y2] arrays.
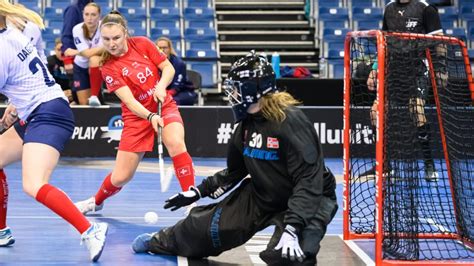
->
[[101, 36, 167, 121]]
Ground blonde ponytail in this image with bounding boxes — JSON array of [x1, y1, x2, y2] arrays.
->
[[0, 1, 44, 29], [260, 92, 301, 123]]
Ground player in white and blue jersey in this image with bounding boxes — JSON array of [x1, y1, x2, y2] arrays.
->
[[0, 0, 107, 261], [64, 2, 102, 106]]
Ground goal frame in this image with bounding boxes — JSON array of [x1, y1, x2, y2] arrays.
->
[[342, 30, 474, 266]]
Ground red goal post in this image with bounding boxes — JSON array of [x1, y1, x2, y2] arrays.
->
[[342, 30, 474, 265]]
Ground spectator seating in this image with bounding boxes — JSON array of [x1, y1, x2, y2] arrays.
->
[[183, 7, 215, 20], [151, 0, 179, 8], [186, 61, 218, 88], [184, 0, 212, 8]]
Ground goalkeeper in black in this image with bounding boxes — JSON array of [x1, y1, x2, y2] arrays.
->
[[365, 0, 443, 181], [131, 51, 338, 265]]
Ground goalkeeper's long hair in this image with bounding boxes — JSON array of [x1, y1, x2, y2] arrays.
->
[[0, 0, 44, 29], [260, 92, 301, 123]]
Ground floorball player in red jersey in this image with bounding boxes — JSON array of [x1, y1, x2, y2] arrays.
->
[[75, 11, 196, 215]]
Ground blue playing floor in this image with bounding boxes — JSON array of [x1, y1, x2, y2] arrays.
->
[[2, 157, 471, 265], [0, 157, 345, 265]]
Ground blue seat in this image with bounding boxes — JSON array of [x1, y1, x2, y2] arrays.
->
[[46, 19, 63, 29], [152, 0, 178, 8], [328, 60, 344, 78], [185, 40, 216, 51], [318, 7, 349, 21], [460, 6, 474, 21], [459, 0, 474, 9], [184, 0, 211, 8], [117, 7, 147, 20], [183, 7, 214, 20], [184, 27, 216, 40], [316, 0, 341, 8], [352, 7, 383, 20], [322, 28, 350, 55], [185, 49, 218, 59], [118, 0, 146, 8], [150, 7, 181, 19], [127, 19, 147, 31], [322, 28, 350, 42], [328, 49, 344, 60], [48, 0, 71, 7], [44, 7, 64, 19], [323, 41, 344, 57], [318, 7, 349, 35], [127, 27, 147, 36], [184, 18, 215, 29], [441, 18, 458, 28], [151, 18, 180, 30], [150, 28, 181, 40], [468, 49, 474, 59], [94, 0, 114, 9], [18, 0, 42, 12], [186, 61, 218, 88], [356, 20, 382, 30], [43, 27, 62, 39], [469, 27, 474, 47], [351, 0, 376, 8], [445, 28, 467, 42]]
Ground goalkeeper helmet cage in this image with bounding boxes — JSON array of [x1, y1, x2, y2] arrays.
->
[[223, 51, 278, 122]]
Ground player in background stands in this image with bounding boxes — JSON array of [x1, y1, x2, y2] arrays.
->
[[75, 11, 196, 215], [61, 0, 92, 77], [365, 0, 443, 181], [64, 2, 103, 106], [0, 1, 107, 261], [47, 38, 76, 104], [156, 37, 197, 105], [132, 52, 338, 265]]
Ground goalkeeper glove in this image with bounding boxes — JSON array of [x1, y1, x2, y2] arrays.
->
[[164, 186, 201, 211], [275, 224, 306, 262]]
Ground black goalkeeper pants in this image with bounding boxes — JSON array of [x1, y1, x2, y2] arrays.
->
[[148, 179, 338, 260]]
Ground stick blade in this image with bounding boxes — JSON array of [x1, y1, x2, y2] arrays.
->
[[160, 162, 173, 192]]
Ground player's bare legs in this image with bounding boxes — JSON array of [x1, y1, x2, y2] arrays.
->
[[110, 151, 144, 187], [0, 127, 23, 246], [163, 122, 195, 191], [162, 122, 186, 157]]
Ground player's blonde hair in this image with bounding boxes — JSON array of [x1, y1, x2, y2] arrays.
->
[[99, 11, 128, 65], [0, 0, 44, 29], [155, 36, 177, 57], [259, 91, 301, 123]]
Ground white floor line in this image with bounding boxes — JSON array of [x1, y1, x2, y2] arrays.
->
[[339, 235, 375, 266], [177, 256, 188, 266]]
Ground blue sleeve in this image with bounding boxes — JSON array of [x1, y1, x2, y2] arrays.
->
[[168, 55, 188, 92], [61, 6, 82, 52]]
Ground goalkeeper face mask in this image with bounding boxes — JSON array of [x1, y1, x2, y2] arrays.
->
[[223, 51, 278, 122]]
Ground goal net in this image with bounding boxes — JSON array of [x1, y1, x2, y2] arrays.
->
[[343, 30, 474, 265]]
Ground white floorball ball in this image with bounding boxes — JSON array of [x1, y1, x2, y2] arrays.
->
[[144, 211, 159, 224]]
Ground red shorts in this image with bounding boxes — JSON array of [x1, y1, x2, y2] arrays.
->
[[118, 94, 183, 152]]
